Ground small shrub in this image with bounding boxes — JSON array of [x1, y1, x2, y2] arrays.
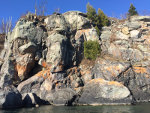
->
[[84, 40, 101, 60]]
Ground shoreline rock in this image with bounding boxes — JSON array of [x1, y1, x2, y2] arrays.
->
[[1, 12, 150, 109]]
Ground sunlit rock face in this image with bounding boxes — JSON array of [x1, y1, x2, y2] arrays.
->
[[2, 12, 150, 108]]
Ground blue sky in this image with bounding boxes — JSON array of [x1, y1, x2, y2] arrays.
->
[[0, 0, 150, 25]]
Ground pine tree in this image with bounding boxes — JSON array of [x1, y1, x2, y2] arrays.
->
[[86, 3, 110, 36], [128, 3, 138, 16], [97, 8, 109, 27], [86, 3, 97, 25]]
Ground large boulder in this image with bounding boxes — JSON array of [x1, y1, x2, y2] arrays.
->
[[45, 88, 77, 106], [78, 78, 132, 105]]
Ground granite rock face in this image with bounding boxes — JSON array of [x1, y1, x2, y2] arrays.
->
[[100, 15, 150, 102], [1, 12, 150, 108]]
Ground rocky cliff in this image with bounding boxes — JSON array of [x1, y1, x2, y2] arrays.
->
[[1, 11, 150, 109]]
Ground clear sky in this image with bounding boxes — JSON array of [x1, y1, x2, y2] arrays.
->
[[1, 0, 150, 25]]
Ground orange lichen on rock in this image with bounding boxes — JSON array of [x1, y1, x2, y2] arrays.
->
[[133, 67, 147, 74], [52, 64, 63, 72], [41, 60, 47, 68], [16, 64, 27, 77], [36, 69, 51, 79], [75, 29, 90, 40], [81, 70, 91, 76], [89, 78, 123, 87], [108, 81, 123, 86], [105, 65, 122, 77], [89, 78, 105, 83]]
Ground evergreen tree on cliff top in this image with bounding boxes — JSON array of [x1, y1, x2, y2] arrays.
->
[[128, 3, 138, 16], [86, 3, 110, 36], [86, 3, 97, 25], [97, 8, 109, 27]]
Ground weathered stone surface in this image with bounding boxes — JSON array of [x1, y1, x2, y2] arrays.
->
[[130, 16, 150, 22], [17, 74, 46, 95], [22, 93, 49, 107], [45, 14, 69, 32], [126, 22, 141, 30], [15, 53, 35, 81], [116, 31, 129, 40], [75, 28, 99, 41], [117, 66, 150, 102], [78, 78, 132, 105], [92, 58, 131, 81], [19, 42, 37, 55], [46, 33, 67, 72], [9, 18, 44, 44], [0, 59, 17, 87], [63, 11, 90, 31], [3, 12, 150, 108], [122, 27, 129, 35], [130, 30, 140, 39], [17, 66, 83, 105], [45, 88, 76, 106], [0, 86, 23, 109]]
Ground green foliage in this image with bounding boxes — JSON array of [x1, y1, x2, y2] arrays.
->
[[128, 3, 138, 16], [86, 3, 110, 36], [84, 40, 101, 60], [95, 26, 100, 36], [97, 8, 110, 27], [86, 3, 97, 25]]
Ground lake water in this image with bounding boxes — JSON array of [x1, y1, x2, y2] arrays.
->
[[1, 103, 150, 113]]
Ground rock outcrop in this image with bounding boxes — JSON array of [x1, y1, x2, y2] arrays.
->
[[1, 12, 150, 109], [78, 78, 132, 105], [100, 16, 150, 102]]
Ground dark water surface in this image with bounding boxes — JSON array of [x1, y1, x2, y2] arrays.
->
[[1, 103, 150, 113]]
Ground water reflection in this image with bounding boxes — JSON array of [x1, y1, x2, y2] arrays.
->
[[1, 103, 150, 113]]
